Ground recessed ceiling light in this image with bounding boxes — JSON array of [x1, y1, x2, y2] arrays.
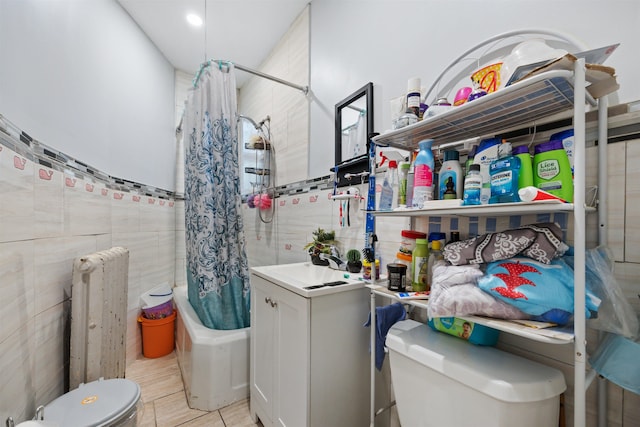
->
[[186, 13, 203, 27]]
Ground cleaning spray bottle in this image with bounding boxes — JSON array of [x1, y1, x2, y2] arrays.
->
[[379, 160, 398, 211]]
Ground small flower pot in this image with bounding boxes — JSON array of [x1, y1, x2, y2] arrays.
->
[[347, 261, 362, 273], [310, 253, 329, 266]]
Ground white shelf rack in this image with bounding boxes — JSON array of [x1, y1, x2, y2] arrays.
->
[[371, 200, 595, 218], [373, 70, 595, 150], [367, 59, 604, 427], [368, 284, 574, 344]]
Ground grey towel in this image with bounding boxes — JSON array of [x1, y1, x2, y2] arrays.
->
[[443, 223, 566, 266]]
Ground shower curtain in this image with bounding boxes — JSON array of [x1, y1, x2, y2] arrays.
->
[[183, 63, 251, 330]]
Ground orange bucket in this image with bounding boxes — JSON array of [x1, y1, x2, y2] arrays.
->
[[138, 311, 176, 358]]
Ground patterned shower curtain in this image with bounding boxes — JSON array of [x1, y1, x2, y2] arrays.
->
[[183, 63, 250, 330]]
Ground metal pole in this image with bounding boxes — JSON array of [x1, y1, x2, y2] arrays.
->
[[234, 63, 309, 95]]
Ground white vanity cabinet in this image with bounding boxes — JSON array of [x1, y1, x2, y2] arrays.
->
[[250, 263, 371, 427]]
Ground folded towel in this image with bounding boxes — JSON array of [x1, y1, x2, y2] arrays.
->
[[364, 302, 407, 370]]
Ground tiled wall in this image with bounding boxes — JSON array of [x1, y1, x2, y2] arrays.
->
[[237, 7, 310, 186], [0, 129, 176, 422]]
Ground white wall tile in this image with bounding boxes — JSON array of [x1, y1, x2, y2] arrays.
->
[[112, 191, 141, 234], [33, 236, 99, 315], [63, 174, 111, 236], [0, 148, 35, 243], [0, 241, 35, 344], [34, 303, 66, 408], [34, 165, 64, 239], [0, 322, 35, 423]]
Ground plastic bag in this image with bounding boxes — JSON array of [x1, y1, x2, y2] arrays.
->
[[568, 246, 639, 339]]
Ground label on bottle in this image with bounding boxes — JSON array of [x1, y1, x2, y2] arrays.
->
[[379, 181, 394, 211], [414, 164, 433, 187], [407, 91, 421, 109], [490, 170, 513, 195], [463, 175, 482, 205], [412, 256, 428, 290], [412, 163, 433, 207], [536, 159, 560, 180], [439, 170, 458, 199]]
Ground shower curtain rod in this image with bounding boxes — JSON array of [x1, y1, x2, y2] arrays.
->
[[193, 59, 309, 95]]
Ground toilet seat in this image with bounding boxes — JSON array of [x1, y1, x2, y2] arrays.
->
[[42, 378, 140, 427]]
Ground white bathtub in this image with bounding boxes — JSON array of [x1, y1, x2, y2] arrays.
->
[[173, 286, 250, 411]]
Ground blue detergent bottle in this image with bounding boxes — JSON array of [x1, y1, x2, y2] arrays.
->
[[489, 142, 521, 204]]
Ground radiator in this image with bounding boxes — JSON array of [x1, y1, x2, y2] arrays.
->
[[69, 246, 130, 390]]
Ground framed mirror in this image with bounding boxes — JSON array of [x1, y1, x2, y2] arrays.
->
[[332, 82, 374, 188]]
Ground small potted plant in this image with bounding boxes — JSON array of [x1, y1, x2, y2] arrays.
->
[[346, 249, 362, 273], [304, 227, 338, 266]]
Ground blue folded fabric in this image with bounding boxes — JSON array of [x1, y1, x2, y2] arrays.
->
[[364, 302, 407, 370]]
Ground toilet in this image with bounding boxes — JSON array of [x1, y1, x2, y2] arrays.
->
[[386, 319, 566, 427], [16, 378, 141, 427]]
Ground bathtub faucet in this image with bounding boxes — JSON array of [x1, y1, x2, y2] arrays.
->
[[319, 253, 347, 271]]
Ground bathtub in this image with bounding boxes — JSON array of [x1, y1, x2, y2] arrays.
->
[[173, 286, 250, 411]]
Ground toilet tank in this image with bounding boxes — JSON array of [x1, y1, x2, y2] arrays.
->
[[386, 319, 566, 427]]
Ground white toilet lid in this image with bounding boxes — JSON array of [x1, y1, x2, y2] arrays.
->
[[44, 378, 140, 427]]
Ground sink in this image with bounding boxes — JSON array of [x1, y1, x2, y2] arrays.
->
[[250, 262, 364, 296]]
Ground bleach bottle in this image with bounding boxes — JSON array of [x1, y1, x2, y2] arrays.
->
[[412, 139, 435, 208]]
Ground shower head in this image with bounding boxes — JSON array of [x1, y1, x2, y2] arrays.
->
[[238, 114, 259, 130], [238, 114, 270, 130]]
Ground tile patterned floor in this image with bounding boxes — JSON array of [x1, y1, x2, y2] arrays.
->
[[126, 351, 262, 427]]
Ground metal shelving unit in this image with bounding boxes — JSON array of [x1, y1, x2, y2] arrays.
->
[[367, 60, 604, 427]]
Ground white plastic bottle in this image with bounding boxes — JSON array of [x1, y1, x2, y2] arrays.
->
[[463, 164, 482, 205], [379, 160, 399, 211], [427, 240, 444, 289], [438, 149, 463, 200]]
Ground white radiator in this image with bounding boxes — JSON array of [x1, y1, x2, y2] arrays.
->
[[70, 246, 130, 390]]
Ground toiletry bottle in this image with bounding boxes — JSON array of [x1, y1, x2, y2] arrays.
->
[[398, 161, 410, 207], [549, 129, 575, 178], [427, 240, 444, 289], [438, 150, 463, 200], [462, 164, 482, 205], [412, 139, 435, 208], [406, 77, 421, 117], [513, 145, 533, 189], [489, 142, 521, 204], [473, 137, 501, 204], [465, 144, 477, 175], [533, 139, 573, 203], [412, 238, 429, 292], [446, 231, 460, 246], [379, 160, 398, 211]]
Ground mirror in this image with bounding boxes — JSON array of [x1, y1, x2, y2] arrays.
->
[[333, 82, 374, 188]]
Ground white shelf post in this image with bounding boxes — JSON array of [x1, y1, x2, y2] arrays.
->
[[573, 57, 587, 427]]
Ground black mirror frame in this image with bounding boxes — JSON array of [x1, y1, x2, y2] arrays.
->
[[334, 82, 374, 166], [331, 83, 374, 188]]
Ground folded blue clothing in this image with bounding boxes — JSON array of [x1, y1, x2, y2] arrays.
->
[[364, 302, 407, 370]]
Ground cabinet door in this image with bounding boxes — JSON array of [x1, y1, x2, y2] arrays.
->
[[251, 276, 276, 423], [273, 282, 310, 427]]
